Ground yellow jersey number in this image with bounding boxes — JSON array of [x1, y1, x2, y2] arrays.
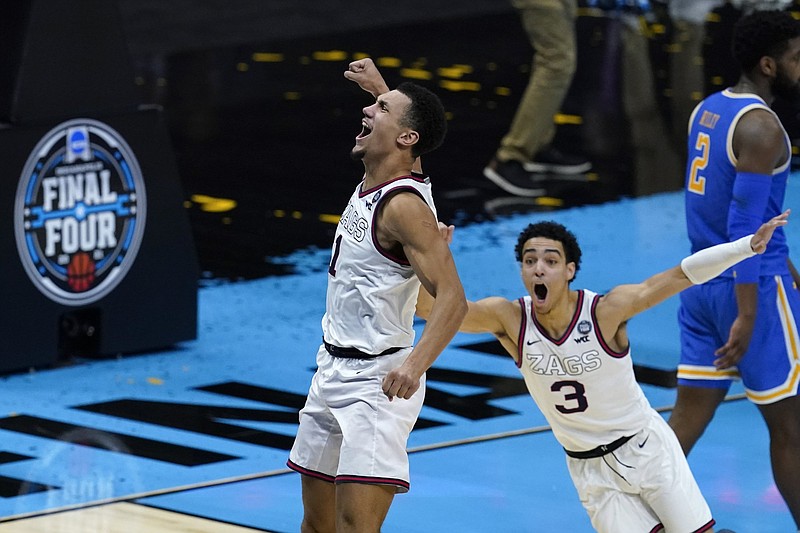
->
[[687, 132, 710, 195]]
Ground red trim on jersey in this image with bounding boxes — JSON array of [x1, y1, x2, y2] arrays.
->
[[589, 293, 629, 358], [359, 174, 428, 197], [336, 474, 410, 491], [532, 289, 584, 345], [287, 459, 335, 483], [515, 297, 528, 368], [692, 519, 715, 533], [370, 185, 428, 266], [648, 524, 664, 533], [287, 460, 410, 490]]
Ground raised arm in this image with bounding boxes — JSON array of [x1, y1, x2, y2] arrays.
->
[[344, 58, 422, 173], [344, 58, 390, 98]]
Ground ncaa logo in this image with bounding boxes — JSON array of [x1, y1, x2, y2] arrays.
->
[[14, 119, 147, 306]]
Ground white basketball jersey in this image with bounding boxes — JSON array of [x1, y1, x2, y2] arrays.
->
[[322, 174, 436, 354], [517, 290, 653, 452]]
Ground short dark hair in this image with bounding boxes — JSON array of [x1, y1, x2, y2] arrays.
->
[[396, 82, 447, 158], [515, 221, 582, 281], [732, 10, 800, 72]]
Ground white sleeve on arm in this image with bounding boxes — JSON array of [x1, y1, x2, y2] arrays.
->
[[680, 235, 756, 285]]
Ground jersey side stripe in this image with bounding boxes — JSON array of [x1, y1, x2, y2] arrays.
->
[[747, 275, 800, 403], [515, 297, 527, 368]]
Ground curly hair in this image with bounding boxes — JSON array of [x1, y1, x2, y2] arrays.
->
[[396, 82, 447, 158], [515, 221, 582, 281], [732, 10, 800, 72]]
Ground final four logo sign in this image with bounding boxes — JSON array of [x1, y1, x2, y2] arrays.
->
[[14, 119, 147, 305]]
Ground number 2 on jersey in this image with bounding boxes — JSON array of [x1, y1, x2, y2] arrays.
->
[[687, 132, 710, 195]]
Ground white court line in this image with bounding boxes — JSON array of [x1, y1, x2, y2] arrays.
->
[[0, 393, 747, 523]]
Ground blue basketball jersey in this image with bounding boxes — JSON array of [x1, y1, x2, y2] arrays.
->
[[684, 89, 791, 278], [679, 89, 800, 398]]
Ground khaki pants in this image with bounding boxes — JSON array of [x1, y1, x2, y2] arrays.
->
[[498, 0, 577, 163]]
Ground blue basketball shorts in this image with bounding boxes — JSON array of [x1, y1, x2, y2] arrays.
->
[[677, 274, 800, 404]]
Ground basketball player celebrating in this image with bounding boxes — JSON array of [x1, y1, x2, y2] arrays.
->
[[287, 59, 466, 532], [417, 212, 789, 532]]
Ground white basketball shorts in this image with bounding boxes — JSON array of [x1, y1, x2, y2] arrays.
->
[[567, 410, 714, 532], [288, 345, 422, 493]]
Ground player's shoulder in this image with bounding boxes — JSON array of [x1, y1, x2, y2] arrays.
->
[[736, 107, 785, 146], [739, 105, 782, 128], [378, 175, 433, 210], [475, 295, 521, 322]]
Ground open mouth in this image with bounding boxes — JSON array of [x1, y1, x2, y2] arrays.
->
[[356, 120, 372, 139], [533, 283, 548, 302]]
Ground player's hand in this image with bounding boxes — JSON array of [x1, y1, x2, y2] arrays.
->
[[714, 315, 755, 369], [437, 222, 454, 245], [344, 58, 390, 98], [750, 209, 790, 254], [382, 365, 421, 401]]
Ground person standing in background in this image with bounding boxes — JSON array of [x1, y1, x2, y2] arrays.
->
[[483, 0, 591, 197], [668, 10, 800, 529]]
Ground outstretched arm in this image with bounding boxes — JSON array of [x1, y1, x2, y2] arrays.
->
[[598, 210, 789, 335], [416, 223, 523, 358]]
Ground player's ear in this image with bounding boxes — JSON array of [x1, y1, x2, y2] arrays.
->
[[566, 262, 576, 282], [398, 130, 419, 148], [759, 55, 777, 77]]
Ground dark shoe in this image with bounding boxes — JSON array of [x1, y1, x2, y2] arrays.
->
[[483, 159, 546, 197], [524, 145, 591, 175]]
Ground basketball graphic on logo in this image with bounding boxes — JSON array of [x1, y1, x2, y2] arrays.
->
[[14, 119, 146, 305], [67, 253, 95, 292]]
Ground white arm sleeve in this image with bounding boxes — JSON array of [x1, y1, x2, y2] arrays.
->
[[680, 235, 756, 285]]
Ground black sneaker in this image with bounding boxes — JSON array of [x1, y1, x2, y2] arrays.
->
[[524, 145, 591, 175], [483, 159, 546, 197]]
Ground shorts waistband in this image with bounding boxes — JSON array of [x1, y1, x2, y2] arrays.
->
[[323, 340, 402, 359], [564, 435, 633, 459]]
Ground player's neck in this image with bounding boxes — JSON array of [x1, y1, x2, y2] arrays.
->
[[362, 155, 414, 189], [732, 76, 774, 106], [533, 289, 578, 338]]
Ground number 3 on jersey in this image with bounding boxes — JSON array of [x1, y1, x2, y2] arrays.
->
[[552, 380, 588, 414], [687, 132, 710, 195]]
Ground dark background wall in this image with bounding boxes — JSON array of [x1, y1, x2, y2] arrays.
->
[[3, 0, 800, 371], [116, 1, 513, 56], [7, 0, 800, 284]]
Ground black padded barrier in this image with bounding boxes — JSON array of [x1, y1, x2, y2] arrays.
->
[[1, 0, 198, 372]]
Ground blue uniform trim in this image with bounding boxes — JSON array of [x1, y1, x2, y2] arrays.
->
[[729, 171, 771, 283]]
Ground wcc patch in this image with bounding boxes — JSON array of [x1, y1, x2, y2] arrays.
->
[[14, 119, 146, 305]]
